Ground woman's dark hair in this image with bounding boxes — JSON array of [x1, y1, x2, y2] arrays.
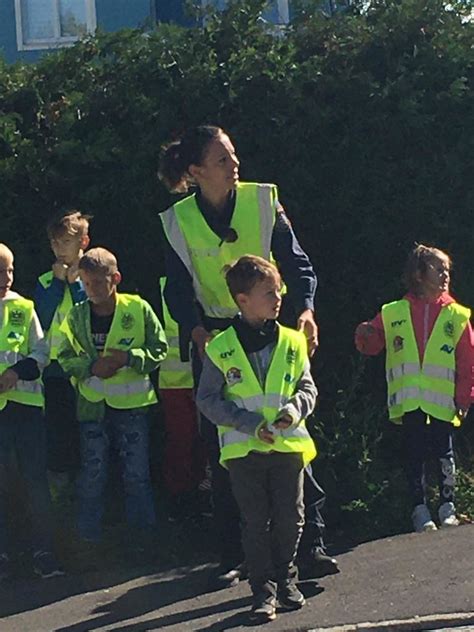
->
[[403, 243, 451, 294], [158, 125, 223, 193]]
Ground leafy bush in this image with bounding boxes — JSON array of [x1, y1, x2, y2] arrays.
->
[[1, 0, 473, 540]]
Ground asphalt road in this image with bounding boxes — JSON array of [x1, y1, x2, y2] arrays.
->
[[1, 524, 473, 631]]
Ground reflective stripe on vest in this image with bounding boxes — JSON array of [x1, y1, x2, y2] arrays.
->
[[160, 182, 277, 318], [158, 278, 193, 390], [0, 297, 43, 410], [73, 294, 157, 409], [38, 271, 73, 360], [206, 324, 316, 467], [381, 299, 470, 426]]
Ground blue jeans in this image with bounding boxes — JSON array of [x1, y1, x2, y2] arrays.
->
[[0, 403, 54, 554], [77, 408, 156, 542]]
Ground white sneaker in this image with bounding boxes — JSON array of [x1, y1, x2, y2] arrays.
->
[[438, 502, 459, 528], [412, 504, 438, 533]]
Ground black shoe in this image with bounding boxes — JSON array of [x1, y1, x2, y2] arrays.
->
[[277, 579, 305, 610], [249, 593, 277, 623], [297, 549, 339, 580], [32, 551, 65, 579], [0, 553, 11, 582], [208, 562, 245, 590]]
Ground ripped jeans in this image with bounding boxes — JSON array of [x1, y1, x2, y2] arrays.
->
[[77, 408, 156, 542]]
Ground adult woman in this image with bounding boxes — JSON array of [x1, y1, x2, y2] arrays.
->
[[159, 125, 337, 587]]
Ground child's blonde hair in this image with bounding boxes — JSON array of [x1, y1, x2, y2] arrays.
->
[[403, 243, 451, 295], [225, 255, 281, 301], [0, 243, 14, 262], [47, 210, 92, 240], [78, 247, 118, 275]]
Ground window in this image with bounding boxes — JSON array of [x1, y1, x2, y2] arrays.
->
[[15, 0, 96, 51], [201, 0, 290, 24]]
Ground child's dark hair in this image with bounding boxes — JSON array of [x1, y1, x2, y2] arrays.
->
[[403, 243, 451, 294], [47, 209, 92, 239], [158, 125, 223, 193], [225, 255, 281, 301], [78, 247, 118, 275]]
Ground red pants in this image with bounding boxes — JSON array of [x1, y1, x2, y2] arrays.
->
[[160, 389, 207, 497]]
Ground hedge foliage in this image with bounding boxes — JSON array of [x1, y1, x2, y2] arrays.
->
[[1, 0, 473, 539]]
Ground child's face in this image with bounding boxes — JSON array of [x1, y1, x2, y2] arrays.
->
[[0, 254, 14, 298], [80, 269, 119, 306], [418, 255, 450, 296], [237, 275, 282, 324], [50, 232, 89, 266]]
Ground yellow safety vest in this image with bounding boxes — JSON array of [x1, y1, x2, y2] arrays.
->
[[38, 271, 73, 360], [0, 297, 43, 410], [206, 324, 317, 467], [158, 278, 193, 390], [64, 294, 157, 409], [160, 182, 278, 319], [382, 299, 471, 426]]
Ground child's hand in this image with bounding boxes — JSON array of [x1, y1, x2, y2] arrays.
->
[[91, 356, 119, 379], [0, 369, 19, 393], [273, 414, 293, 429], [257, 424, 275, 444], [52, 262, 68, 281], [191, 326, 212, 359], [105, 349, 129, 371], [66, 261, 80, 284], [355, 322, 375, 341]]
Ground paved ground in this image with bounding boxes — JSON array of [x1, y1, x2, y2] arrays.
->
[[1, 524, 473, 631]]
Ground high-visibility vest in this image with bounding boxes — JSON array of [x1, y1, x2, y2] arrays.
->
[[64, 294, 157, 409], [206, 324, 317, 467], [38, 271, 73, 360], [158, 278, 193, 390], [160, 182, 277, 319], [381, 299, 471, 426], [0, 297, 43, 410]]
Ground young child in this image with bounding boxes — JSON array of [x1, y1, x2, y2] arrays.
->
[[34, 210, 91, 494], [158, 277, 208, 522], [0, 243, 63, 580], [197, 255, 317, 623], [57, 248, 167, 549], [355, 244, 474, 533]]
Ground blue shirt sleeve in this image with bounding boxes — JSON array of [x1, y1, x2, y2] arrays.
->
[[69, 280, 87, 305], [271, 209, 317, 316], [33, 276, 66, 331]]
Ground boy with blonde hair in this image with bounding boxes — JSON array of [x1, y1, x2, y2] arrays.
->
[[197, 255, 317, 623], [34, 210, 91, 492], [0, 243, 63, 580], [58, 248, 167, 549]]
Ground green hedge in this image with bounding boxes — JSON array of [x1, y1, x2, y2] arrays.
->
[[1, 0, 473, 539]]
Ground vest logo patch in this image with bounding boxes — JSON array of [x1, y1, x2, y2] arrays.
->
[[121, 312, 135, 330], [10, 309, 25, 327], [220, 348, 235, 359], [286, 348, 296, 365], [118, 337, 134, 346], [226, 367, 242, 386], [393, 336, 404, 352], [391, 319, 406, 327], [443, 321, 454, 338], [440, 344, 454, 354]]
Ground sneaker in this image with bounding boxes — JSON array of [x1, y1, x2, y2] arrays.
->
[[412, 504, 438, 533], [33, 551, 65, 579], [277, 579, 306, 610], [438, 502, 459, 528], [249, 593, 277, 623], [0, 553, 11, 582], [208, 562, 246, 590], [297, 548, 340, 580]]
